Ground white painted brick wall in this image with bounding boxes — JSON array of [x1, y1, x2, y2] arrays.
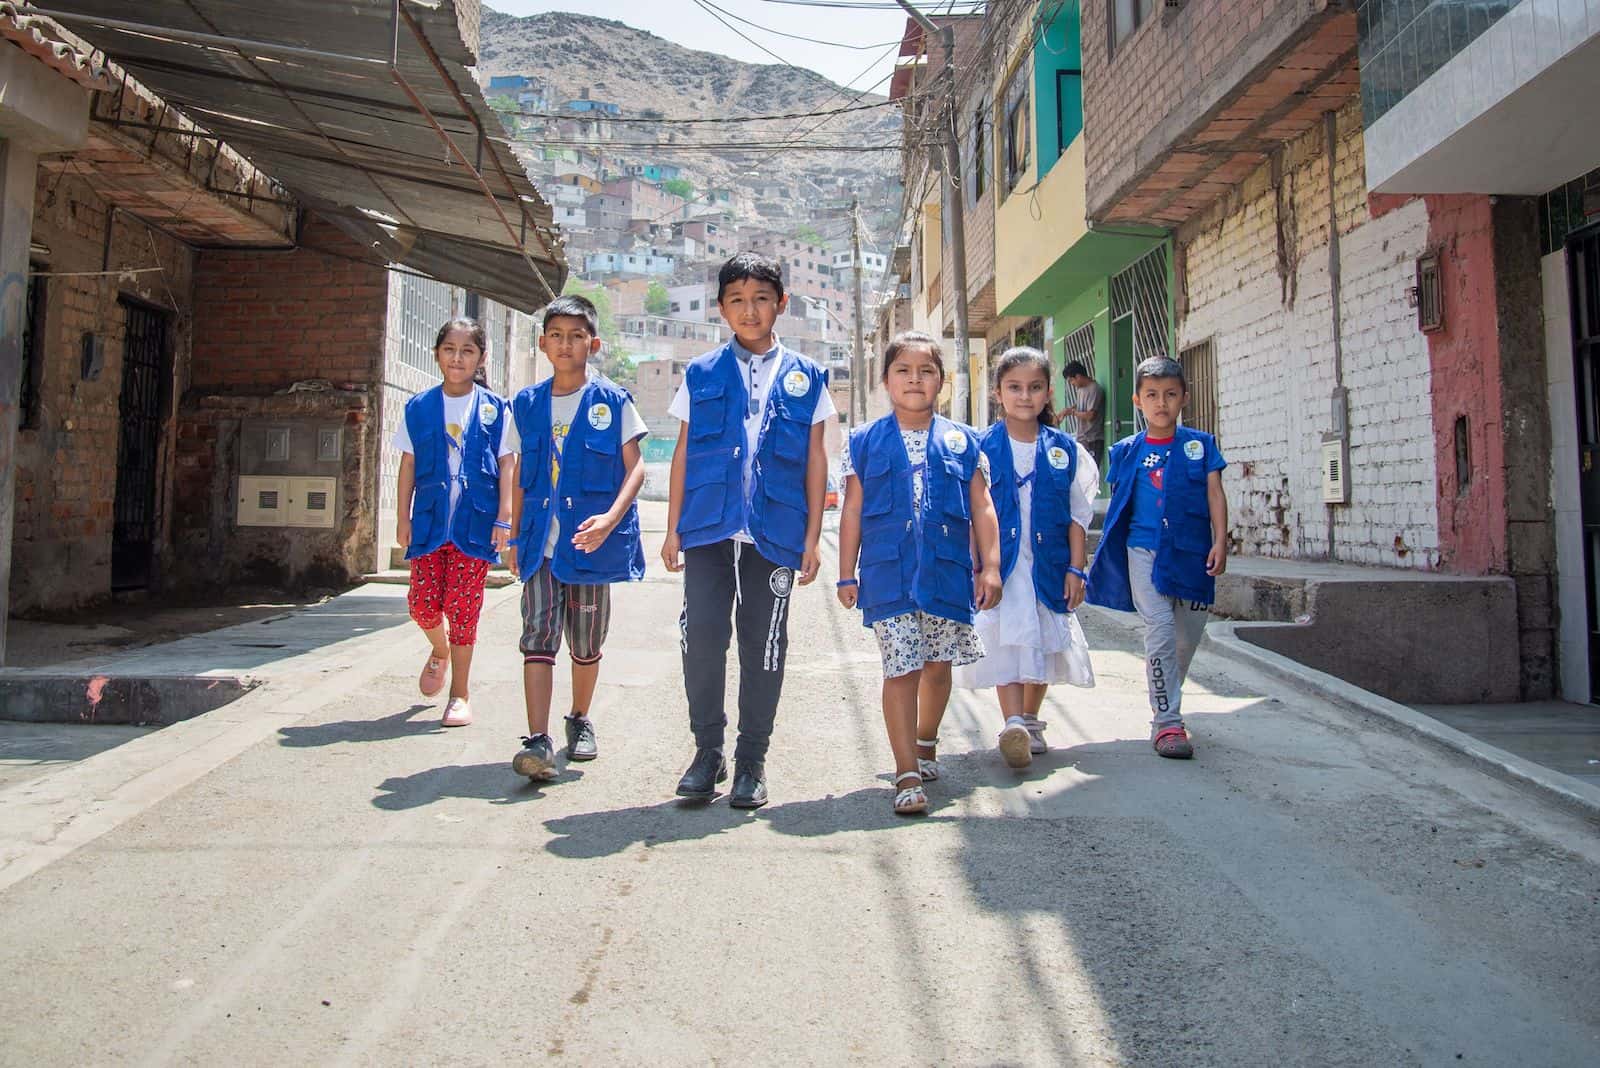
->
[[1180, 158, 1438, 569]]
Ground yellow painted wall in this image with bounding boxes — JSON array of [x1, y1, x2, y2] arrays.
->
[[995, 134, 1090, 312]]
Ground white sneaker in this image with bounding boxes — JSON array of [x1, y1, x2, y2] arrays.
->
[[1022, 715, 1049, 755], [441, 697, 472, 727], [998, 716, 1033, 769]]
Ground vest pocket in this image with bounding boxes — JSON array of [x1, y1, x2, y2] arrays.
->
[[858, 534, 905, 611], [860, 453, 895, 518], [940, 457, 971, 520], [573, 509, 637, 575], [768, 408, 810, 455], [581, 435, 618, 494], [681, 458, 727, 530], [689, 380, 727, 441]]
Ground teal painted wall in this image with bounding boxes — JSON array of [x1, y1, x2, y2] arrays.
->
[[1034, 1, 1083, 183]]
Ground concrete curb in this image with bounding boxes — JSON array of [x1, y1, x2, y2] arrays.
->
[[1080, 605, 1600, 824]]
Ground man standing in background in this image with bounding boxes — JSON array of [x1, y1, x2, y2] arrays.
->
[[1060, 361, 1105, 472]]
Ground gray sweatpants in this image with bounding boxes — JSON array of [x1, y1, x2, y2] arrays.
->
[[1128, 547, 1209, 734]]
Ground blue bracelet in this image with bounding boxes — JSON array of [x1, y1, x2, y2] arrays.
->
[[1066, 566, 1089, 583], [836, 578, 858, 588], [492, 520, 512, 531]]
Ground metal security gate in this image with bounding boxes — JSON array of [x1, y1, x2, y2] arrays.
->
[[1570, 225, 1600, 702], [112, 298, 169, 591], [1109, 244, 1171, 439]]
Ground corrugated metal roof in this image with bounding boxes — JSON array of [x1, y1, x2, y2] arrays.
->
[[0, 1, 108, 89], [45, 0, 565, 311]]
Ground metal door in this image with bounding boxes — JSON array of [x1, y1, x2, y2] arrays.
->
[[1570, 225, 1600, 701], [112, 298, 168, 591]]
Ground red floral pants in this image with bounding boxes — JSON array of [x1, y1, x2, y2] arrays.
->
[[408, 543, 492, 646]]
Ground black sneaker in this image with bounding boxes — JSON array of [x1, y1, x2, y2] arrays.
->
[[565, 714, 598, 761], [512, 734, 558, 780]]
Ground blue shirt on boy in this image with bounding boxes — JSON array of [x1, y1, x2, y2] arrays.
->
[[1127, 435, 1176, 551]]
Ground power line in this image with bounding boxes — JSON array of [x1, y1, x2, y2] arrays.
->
[[693, 0, 797, 69], [751, 0, 985, 9], [693, 0, 906, 50], [494, 97, 905, 125]]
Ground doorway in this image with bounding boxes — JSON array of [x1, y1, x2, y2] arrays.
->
[[1110, 312, 1140, 441], [112, 297, 170, 591]]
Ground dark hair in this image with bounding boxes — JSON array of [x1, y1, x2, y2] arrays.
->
[[542, 294, 599, 336], [992, 347, 1057, 428], [880, 330, 944, 383], [717, 251, 784, 302], [1063, 360, 1088, 379], [1134, 355, 1186, 391], [433, 317, 487, 361]]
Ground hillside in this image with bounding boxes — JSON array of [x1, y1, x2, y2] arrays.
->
[[476, 7, 902, 226]]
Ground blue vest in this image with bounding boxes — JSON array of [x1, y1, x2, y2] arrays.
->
[[511, 374, 646, 585], [1087, 425, 1219, 610], [850, 414, 980, 627], [403, 384, 506, 563], [675, 342, 826, 570], [983, 421, 1079, 615]]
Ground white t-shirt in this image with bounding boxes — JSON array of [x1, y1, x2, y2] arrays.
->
[[668, 340, 837, 543], [391, 387, 514, 524], [541, 385, 647, 558]]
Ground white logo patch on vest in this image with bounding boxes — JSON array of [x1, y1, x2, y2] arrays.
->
[[588, 403, 613, 431], [479, 401, 499, 426], [783, 370, 810, 398], [769, 567, 794, 598], [1047, 445, 1070, 470], [1184, 439, 1204, 461], [943, 429, 968, 455]]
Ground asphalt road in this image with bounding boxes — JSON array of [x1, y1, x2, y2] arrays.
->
[[2, 509, 1597, 1066]]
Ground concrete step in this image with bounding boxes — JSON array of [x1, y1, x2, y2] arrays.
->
[[361, 568, 517, 589]]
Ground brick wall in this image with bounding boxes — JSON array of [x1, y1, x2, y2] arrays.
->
[[11, 168, 196, 614], [1178, 101, 1440, 568], [174, 215, 389, 589], [191, 217, 387, 390], [1082, 0, 1331, 218]]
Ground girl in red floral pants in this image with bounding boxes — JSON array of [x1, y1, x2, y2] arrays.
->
[[394, 318, 517, 727]]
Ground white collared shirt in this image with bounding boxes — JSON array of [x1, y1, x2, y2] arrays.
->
[[669, 337, 837, 543]]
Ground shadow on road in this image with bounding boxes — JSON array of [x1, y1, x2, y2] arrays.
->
[[373, 762, 585, 809], [277, 704, 439, 748]]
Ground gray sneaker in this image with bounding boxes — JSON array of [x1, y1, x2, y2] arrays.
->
[[565, 714, 598, 761], [512, 734, 558, 780], [1022, 715, 1049, 755]]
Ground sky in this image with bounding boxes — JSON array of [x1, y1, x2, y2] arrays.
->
[[489, 1, 981, 94]]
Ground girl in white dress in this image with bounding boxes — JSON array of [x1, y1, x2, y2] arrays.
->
[[954, 347, 1099, 768]]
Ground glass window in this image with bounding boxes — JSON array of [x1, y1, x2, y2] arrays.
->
[[19, 266, 44, 428], [971, 107, 987, 203], [1003, 60, 1032, 196]]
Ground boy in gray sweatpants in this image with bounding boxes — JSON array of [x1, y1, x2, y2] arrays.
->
[[1086, 357, 1228, 758]]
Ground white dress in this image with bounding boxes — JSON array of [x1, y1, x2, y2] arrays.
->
[[954, 435, 1099, 690]]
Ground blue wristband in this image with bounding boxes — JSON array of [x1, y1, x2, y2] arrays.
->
[[836, 578, 858, 588], [1066, 566, 1089, 583], [492, 520, 512, 531]]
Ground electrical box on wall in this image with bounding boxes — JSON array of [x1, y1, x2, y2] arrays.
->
[[285, 477, 337, 529], [1321, 436, 1350, 504], [237, 476, 289, 526]]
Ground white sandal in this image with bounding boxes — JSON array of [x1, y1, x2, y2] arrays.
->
[[893, 771, 928, 816], [916, 736, 942, 782]]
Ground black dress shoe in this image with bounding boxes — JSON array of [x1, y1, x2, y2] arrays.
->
[[728, 761, 768, 810], [675, 748, 727, 799]]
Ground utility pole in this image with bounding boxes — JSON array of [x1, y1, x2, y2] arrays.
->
[[851, 196, 866, 426], [896, 0, 972, 423]]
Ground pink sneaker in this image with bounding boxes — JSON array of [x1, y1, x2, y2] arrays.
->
[[441, 697, 472, 727], [419, 654, 447, 698]]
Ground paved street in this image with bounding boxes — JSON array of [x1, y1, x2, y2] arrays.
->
[[2, 510, 1598, 1066]]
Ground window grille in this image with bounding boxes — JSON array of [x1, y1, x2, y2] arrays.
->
[[1110, 244, 1171, 362], [19, 266, 44, 427], [1059, 322, 1096, 436], [1179, 338, 1218, 438], [1414, 253, 1443, 333]]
